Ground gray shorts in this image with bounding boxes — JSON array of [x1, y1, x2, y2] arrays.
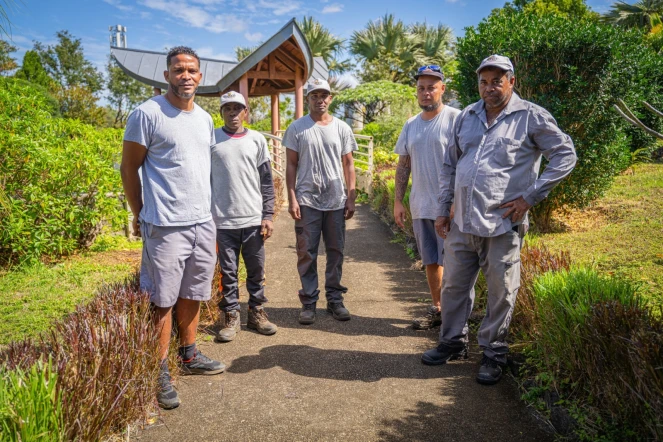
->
[[413, 218, 445, 266], [140, 219, 217, 308]]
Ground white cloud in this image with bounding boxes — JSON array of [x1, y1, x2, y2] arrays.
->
[[139, 0, 247, 34], [197, 46, 236, 61], [322, 3, 342, 13], [244, 32, 263, 42], [257, 0, 300, 16], [103, 0, 133, 11]]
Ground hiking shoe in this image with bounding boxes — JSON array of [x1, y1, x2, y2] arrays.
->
[[157, 370, 180, 410], [179, 350, 225, 375], [412, 305, 442, 330], [247, 306, 278, 335], [476, 355, 503, 385], [216, 310, 241, 342], [299, 303, 316, 325], [421, 342, 469, 366], [326, 302, 351, 321]]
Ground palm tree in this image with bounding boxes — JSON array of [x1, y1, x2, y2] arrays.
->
[[298, 16, 352, 77], [603, 0, 663, 31]]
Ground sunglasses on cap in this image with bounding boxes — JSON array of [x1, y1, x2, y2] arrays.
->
[[417, 65, 442, 73]]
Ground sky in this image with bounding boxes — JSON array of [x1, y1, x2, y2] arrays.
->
[[4, 0, 616, 83]]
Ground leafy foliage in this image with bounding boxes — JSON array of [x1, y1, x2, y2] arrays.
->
[[602, 0, 663, 31], [455, 10, 663, 230], [350, 14, 454, 85], [106, 57, 153, 127], [507, 0, 598, 18], [0, 38, 16, 74], [298, 16, 352, 76], [331, 80, 417, 124], [14, 50, 55, 90], [0, 76, 125, 264]]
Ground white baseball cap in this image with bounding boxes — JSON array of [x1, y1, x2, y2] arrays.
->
[[476, 54, 514, 74], [220, 91, 246, 108], [306, 78, 331, 95]]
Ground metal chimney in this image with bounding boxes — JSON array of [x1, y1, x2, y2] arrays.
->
[[109, 25, 127, 48]]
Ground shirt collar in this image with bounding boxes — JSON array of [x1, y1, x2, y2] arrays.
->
[[469, 92, 527, 116]]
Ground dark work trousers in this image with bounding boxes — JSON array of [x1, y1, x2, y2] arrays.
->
[[295, 205, 348, 306], [216, 226, 267, 312]]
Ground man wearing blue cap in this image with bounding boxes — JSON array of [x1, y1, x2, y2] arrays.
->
[[421, 55, 577, 385]]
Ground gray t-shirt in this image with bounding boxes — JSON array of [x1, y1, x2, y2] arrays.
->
[[211, 128, 270, 229], [282, 115, 357, 211], [124, 95, 215, 226], [394, 106, 461, 220]]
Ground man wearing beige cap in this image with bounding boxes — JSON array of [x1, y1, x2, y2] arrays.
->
[[212, 91, 278, 342], [421, 54, 577, 385], [282, 78, 358, 325]]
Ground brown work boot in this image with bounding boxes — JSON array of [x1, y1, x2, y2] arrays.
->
[[216, 310, 241, 342], [247, 306, 278, 335]]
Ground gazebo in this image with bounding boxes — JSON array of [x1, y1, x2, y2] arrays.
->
[[110, 18, 328, 135]]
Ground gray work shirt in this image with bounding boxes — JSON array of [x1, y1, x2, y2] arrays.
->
[[282, 115, 357, 211], [439, 93, 577, 237]]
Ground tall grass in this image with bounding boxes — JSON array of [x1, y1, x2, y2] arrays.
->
[[0, 359, 64, 441]]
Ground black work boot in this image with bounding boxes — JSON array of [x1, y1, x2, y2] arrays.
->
[[421, 342, 469, 365], [326, 302, 351, 321], [216, 310, 241, 342], [476, 355, 503, 385], [247, 306, 278, 335], [299, 303, 316, 325], [412, 305, 442, 330]]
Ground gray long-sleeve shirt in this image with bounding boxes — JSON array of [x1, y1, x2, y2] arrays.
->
[[438, 93, 577, 237]]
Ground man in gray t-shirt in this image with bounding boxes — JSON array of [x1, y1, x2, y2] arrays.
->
[[394, 66, 464, 334], [211, 91, 278, 343], [282, 78, 358, 325], [121, 46, 224, 411]]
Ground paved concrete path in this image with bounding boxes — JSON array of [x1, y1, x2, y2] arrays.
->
[[137, 205, 552, 442]]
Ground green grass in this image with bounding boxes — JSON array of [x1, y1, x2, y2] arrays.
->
[[0, 235, 142, 345], [534, 163, 663, 303]]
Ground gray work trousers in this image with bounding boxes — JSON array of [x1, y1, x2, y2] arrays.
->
[[439, 222, 522, 364], [295, 206, 347, 305], [217, 226, 268, 312]]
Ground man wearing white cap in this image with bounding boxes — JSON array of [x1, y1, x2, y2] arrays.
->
[[421, 54, 577, 385], [282, 78, 358, 325], [212, 91, 278, 342]]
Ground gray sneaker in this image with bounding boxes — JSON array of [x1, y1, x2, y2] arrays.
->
[[326, 302, 351, 321], [247, 306, 278, 335], [157, 370, 180, 410], [412, 306, 442, 330], [179, 350, 225, 375], [299, 303, 316, 325], [216, 310, 241, 342]]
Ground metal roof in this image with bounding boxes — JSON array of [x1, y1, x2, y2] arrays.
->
[[110, 18, 328, 96]]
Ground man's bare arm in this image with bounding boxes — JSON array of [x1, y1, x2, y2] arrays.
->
[[341, 152, 356, 220], [285, 148, 301, 220], [120, 140, 147, 236], [393, 154, 411, 228]]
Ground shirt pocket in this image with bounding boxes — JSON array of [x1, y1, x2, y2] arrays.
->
[[489, 137, 521, 169]]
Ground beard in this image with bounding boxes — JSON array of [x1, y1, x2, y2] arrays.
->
[[169, 82, 197, 99], [419, 101, 442, 112]]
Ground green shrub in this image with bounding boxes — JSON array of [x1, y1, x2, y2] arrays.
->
[[455, 10, 663, 230], [0, 76, 125, 264], [0, 359, 64, 441]]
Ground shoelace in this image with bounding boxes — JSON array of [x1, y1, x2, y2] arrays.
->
[[480, 355, 499, 368]]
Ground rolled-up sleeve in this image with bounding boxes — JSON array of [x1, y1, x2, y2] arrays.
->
[[522, 109, 577, 206], [438, 126, 460, 217]]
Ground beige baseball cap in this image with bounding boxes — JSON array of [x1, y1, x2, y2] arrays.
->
[[306, 78, 331, 95], [220, 91, 246, 108], [476, 54, 514, 74]]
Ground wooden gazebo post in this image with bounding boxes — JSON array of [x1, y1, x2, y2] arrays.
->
[[295, 66, 304, 119], [271, 94, 280, 135], [239, 74, 249, 122]]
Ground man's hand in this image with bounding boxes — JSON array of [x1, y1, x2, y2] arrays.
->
[[132, 215, 141, 238], [394, 200, 407, 229], [344, 198, 356, 220], [500, 196, 532, 222], [435, 216, 451, 239], [261, 219, 274, 240], [450, 203, 455, 220], [288, 200, 301, 220]]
